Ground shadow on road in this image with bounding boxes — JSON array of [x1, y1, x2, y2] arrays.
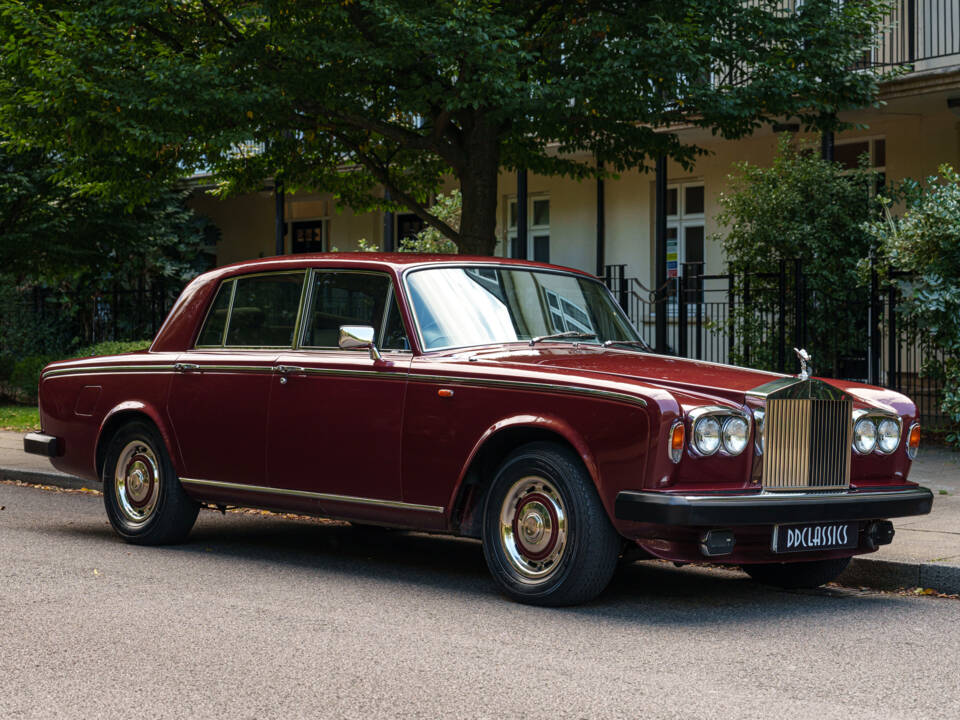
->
[[41, 502, 910, 624]]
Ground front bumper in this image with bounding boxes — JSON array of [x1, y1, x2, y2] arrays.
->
[[614, 486, 933, 526]]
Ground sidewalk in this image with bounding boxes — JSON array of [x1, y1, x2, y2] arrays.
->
[[2, 429, 958, 593]]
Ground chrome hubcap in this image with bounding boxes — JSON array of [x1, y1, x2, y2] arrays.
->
[[114, 441, 160, 526], [499, 476, 567, 582]]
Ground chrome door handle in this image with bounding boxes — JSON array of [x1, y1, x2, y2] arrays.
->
[[275, 365, 305, 375], [174, 363, 200, 373]]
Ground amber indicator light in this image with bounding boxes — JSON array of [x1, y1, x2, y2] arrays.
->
[[909, 424, 921, 448], [438, 388, 454, 398], [671, 423, 685, 451]]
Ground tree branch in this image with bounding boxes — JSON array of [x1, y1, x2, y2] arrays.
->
[[341, 137, 461, 245], [199, 0, 244, 42]]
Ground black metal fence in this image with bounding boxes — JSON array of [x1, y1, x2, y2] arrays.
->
[[603, 263, 949, 428], [0, 280, 182, 358]]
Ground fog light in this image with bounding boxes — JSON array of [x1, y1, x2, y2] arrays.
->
[[700, 529, 736, 557]]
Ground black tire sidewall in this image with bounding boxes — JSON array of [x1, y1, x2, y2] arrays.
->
[[102, 420, 184, 543], [482, 443, 601, 604]]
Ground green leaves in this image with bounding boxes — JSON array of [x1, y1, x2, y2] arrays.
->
[[867, 165, 960, 444], [0, 1, 890, 253]]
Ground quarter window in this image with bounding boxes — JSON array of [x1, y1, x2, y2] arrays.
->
[[224, 273, 306, 347], [196, 281, 234, 347]]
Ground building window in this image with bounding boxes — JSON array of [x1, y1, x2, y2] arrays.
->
[[507, 195, 550, 262], [666, 182, 705, 281], [291, 220, 327, 254], [396, 213, 425, 244], [835, 137, 886, 192]]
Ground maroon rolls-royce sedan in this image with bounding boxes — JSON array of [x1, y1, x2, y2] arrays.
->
[[24, 254, 932, 605]]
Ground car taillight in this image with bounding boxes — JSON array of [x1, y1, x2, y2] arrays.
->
[[669, 421, 685, 464], [907, 423, 921, 460]]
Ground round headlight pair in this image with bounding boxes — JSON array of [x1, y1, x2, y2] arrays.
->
[[693, 415, 749, 456], [853, 416, 900, 455]]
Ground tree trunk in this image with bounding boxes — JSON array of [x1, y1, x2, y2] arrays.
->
[[455, 114, 501, 256]]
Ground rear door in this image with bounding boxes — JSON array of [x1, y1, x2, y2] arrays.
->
[[168, 270, 306, 488]]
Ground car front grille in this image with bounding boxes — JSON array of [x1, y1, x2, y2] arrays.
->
[[763, 397, 853, 491]]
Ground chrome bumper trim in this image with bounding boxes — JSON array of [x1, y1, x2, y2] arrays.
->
[[614, 487, 934, 526], [179, 476, 445, 514]]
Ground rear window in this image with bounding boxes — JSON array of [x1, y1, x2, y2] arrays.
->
[[195, 272, 306, 348]]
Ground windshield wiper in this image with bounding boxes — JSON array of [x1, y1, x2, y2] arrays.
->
[[529, 331, 597, 346], [602, 339, 653, 352]]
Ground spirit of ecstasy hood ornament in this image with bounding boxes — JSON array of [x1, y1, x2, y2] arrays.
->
[[794, 347, 812, 380]]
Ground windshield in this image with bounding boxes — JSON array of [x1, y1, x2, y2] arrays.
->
[[405, 266, 641, 351]]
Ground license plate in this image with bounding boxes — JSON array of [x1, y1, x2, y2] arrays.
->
[[772, 522, 858, 553]]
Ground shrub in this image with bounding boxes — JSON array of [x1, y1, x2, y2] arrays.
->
[[73, 339, 152, 358], [0, 354, 14, 382], [9, 355, 56, 402], [865, 165, 960, 446], [716, 134, 883, 376]]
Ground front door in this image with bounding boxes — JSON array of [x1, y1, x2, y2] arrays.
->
[[266, 270, 412, 515]]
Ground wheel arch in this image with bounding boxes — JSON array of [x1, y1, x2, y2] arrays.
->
[[447, 416, 600, 538], [95, 402, 180, 481]]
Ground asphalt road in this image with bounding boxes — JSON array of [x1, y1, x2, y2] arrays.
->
[[2, 482, 959, 720]]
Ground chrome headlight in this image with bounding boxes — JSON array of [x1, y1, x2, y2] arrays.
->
[[876, 418, 901, 454], [853, 417, 877, 454], [693, 416, 721, 456], [721, 416, 749, 456]]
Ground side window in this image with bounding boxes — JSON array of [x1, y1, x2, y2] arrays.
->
[[304, 272, 391, 348], [224, 272, 305, 347], [196, 280, 234, 347], [381, 293, 410, 351]]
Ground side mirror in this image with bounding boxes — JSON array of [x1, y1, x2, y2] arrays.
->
[[339, 325, 382, 361]]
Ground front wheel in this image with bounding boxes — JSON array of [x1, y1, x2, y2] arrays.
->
[[481, 442, 620, 606], [102, 420, 199, 545], [741, 557, 851, 589]]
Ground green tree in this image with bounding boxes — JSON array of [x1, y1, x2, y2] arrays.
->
[[0, 140, 216, 357], [866, 166, 960, 445], [1, 0, 891, 254], [716, 134, 881, 376]]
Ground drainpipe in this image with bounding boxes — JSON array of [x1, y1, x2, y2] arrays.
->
[[274, 180, 285, 256], [596, 162, 605, 277], [516, 169, 528, 259], [654, 155, 668, 353]]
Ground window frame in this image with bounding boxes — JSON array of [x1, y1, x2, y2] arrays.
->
[[505, 193, 551, 261], [401, 263, 640, 354], [193, 270, 309, 351], [297, 269, 411, 353]]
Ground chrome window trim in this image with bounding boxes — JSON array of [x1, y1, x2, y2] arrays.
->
[[400, 264, 642, 355], [197, 269, 308, 351], [179, 476, 444, 513], [194, 278, 237, 349], [298, 269, 403, 352], [38, 362, 646, 408]]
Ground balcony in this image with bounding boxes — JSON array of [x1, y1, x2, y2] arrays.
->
[[866, 0, 960, 70]]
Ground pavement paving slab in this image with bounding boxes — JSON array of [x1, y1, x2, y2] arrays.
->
[[2, 429, 959, 593]]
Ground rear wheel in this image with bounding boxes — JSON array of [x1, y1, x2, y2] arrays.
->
[[481, 442, 620, 606], [741, 557, 851, 589], [102, 420, 199, 545]]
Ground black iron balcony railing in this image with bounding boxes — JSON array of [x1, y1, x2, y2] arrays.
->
[[868, 0, 960, 68]]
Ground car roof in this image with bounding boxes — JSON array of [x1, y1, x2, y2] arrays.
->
[[209, 253, 594, 279]]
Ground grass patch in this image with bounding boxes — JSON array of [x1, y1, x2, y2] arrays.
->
[[0, 404, 40, 432]]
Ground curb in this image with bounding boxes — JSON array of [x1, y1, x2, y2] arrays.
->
[[3, 465, 959, 595], [839, 556, 960, 595], [0, 466, 101, 492]]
